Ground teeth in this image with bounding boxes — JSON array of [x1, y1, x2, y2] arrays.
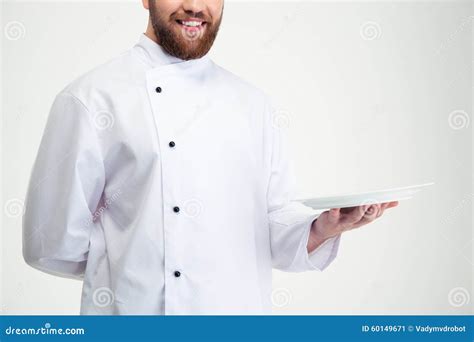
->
[[181, 21, 202, 27]]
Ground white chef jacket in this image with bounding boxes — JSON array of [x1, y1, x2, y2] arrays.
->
[[22, 33, 342, 315]]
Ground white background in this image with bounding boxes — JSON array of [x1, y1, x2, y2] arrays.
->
[[1, 0, 472, 314]]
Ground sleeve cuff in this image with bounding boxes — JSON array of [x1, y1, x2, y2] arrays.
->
[[300, 214, 342, 271], [269, 204, 342, 272], [306, 232, 341, 271]]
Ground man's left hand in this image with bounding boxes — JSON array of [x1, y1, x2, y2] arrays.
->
[[307, 201, 399, 253]]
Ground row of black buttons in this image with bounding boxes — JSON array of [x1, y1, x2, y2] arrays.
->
[[172, 204, 180, 274], [156, 87, 175, 148], [157, 86, 182, 280], [169, 138, 178, 213]]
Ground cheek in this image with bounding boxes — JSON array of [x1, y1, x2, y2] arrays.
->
[[210, 3, 223, 20], [154, 1, 179, 18]]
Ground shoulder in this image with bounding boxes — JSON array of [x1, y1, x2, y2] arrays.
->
[[57, 48, 137, 104], [210, 62, 272, 106]]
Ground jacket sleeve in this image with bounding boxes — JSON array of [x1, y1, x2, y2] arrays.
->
[[22, 91, 105, 280], [264, 95, 342, 272]]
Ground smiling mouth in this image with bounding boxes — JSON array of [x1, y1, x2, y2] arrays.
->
[[176, 19, 207, 30]]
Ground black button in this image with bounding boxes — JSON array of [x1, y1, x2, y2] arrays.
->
[[174, 271, 181, 277], [169, 141, 175, 148], [173, 206, 180, 213], [155, 86, 162, 93]]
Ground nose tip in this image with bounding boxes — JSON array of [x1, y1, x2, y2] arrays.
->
[[182, 0, 206, 14]]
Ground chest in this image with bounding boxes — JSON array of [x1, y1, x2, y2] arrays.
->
[[93, 78, 266, 193]]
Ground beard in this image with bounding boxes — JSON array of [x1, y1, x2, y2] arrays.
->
[[149, 1, 223, 60]]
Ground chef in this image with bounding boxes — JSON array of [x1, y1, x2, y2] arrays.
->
[[22, 0, 399, 315]]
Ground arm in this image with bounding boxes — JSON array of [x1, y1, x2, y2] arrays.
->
[[22, 91, 105, 280], [264, 96, 342, 272]]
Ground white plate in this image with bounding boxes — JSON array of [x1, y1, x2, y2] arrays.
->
[[294, 182, 434, 210]]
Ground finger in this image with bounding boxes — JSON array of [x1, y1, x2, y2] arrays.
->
[[377, 201, 400, 218], [353, 205, 382, 227], [352, 201, 397, 228], [363, 204, 380, 219], [359, 203, 383, 221], [386, 201, 399, 208], [361, 202, 393, 222], [327, 208, 341, 224], [376, 203, 387, 217], [340, 205, 369, 226]]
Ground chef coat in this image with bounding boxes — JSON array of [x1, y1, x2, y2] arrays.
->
[[22, 33, 342, 315]]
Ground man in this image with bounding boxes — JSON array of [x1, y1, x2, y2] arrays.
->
[[22, 0, 398, 315]]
